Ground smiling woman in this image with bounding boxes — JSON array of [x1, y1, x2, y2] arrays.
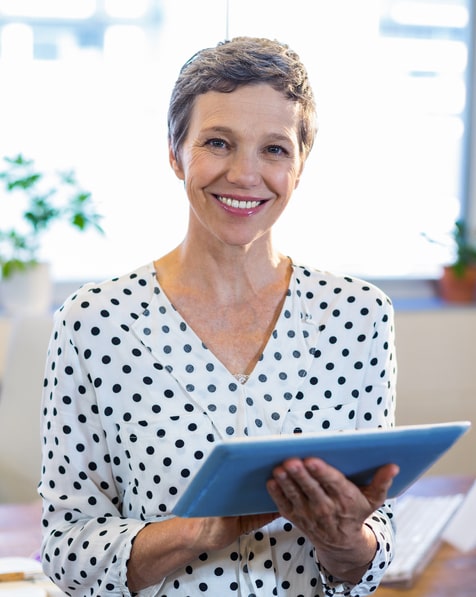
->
[[38, 36, 398, 597]]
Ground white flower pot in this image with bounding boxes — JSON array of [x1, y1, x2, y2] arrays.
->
[[0, 262, 52, 316]]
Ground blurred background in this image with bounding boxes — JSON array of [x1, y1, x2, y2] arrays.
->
[[0, 0, 474, 282]]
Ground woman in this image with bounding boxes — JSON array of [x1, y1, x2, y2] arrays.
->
[[40, 37, 398, 596]]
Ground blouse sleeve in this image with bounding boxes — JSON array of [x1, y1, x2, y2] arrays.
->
[[39, 308, 147, 597], [356, 291, 397, 431], [316, 509, 396, 596], [317, 293, 397, 596]]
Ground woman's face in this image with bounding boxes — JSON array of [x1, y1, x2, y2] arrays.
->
[[169, 83, 305, 251]]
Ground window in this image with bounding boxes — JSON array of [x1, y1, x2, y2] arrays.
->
[[0, 0, 473, 282]]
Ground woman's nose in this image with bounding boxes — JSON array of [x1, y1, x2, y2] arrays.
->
[[226, 151, 261, 187]]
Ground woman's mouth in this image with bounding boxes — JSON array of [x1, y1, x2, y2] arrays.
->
[[214, 195, 264, 210]]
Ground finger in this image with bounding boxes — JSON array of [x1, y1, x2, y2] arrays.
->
[[267, 461, 317, 514], [266, 477, 293, 513], [362, 463, 400, 508], [303, 458, 400, 506], [279, 459, 330, 501], [300, 457, 351, 497], [270, 464, 303, 500]]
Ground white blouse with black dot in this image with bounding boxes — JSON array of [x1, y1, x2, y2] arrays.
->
[[39, 261, 397, 597]]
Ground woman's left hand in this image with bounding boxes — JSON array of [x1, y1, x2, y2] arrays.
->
[[266, 457, 399, 583]]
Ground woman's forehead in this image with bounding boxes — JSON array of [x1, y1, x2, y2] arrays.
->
[[189, 85, 301, 137]]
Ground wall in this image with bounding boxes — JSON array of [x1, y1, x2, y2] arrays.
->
[[394, 307, 476, 476], [0, 316, 52, 502]]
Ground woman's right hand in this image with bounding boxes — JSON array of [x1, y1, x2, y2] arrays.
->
[[192, 511, 281, 552], [128, 511, 280, 592]]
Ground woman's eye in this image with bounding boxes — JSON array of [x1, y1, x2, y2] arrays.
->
[[206, 138, 228, 149], [266, 145, 288, 156]]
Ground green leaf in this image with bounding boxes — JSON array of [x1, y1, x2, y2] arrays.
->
[[72, 213, 86, 230], [4, 154, 33, 167], [7, 173, 42, 191], [1, 258, 37, 279], [58, 170, 77, 185]]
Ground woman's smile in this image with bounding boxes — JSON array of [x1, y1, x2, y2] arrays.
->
[[213, 193, 267, 216]]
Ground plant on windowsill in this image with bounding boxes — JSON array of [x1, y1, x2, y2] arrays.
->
[[424, 220, 476, 303], [0, 154, 104, 315]]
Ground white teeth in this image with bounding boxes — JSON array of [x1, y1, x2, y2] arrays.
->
[[216, 195, 261, 209]]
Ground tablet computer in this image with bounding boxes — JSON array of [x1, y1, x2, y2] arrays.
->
[[173, 421, 470, 517]]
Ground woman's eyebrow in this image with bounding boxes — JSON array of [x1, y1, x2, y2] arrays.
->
[[200, 126, 294, 143], [199, 126, 233, 135]]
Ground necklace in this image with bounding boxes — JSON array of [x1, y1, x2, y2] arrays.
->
[[233, 373, 249, 384]]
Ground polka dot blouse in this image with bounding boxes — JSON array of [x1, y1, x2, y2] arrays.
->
[[39, 261, 397, 597]]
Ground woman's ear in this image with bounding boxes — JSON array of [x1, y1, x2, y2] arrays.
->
[[169, 145, 185, 181]]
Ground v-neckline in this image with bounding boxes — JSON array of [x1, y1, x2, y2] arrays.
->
[[150, 263, 296, 383]]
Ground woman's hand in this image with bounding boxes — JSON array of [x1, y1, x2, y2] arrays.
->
[[189, 510, 280, 553], [128, 510, 279, 592], [266, 457, 399, 583]]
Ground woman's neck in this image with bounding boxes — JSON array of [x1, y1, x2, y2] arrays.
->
[[155, 239, 291, 305]]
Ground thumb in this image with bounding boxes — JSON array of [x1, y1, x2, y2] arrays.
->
[[362, 463, 400, 509]]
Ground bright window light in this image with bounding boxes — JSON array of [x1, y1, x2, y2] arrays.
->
[[1, 23, 33, 61], [381, 38, 468, 75], [103, 25, 147, 62], [391, 2, 469, 28], [104, 0, 149, 19], [0, 0, 96, 19]]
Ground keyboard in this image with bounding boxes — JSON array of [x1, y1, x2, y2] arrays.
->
[[382, 492, 465, 586]]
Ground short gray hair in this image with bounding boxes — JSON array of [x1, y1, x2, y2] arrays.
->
[[167, 37, 317, 161]]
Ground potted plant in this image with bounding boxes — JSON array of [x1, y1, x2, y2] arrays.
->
[[0, 154, 103, 314], [425, 220, 476, 303]]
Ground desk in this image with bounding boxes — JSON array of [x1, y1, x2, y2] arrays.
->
[[1, 477, 475, 595], [0, 501, 65, 596], [375, 475, 476, 597]]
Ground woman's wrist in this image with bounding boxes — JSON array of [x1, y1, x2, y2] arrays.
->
[[314, 524, 377, 584], [127, 518, 207, 592]]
